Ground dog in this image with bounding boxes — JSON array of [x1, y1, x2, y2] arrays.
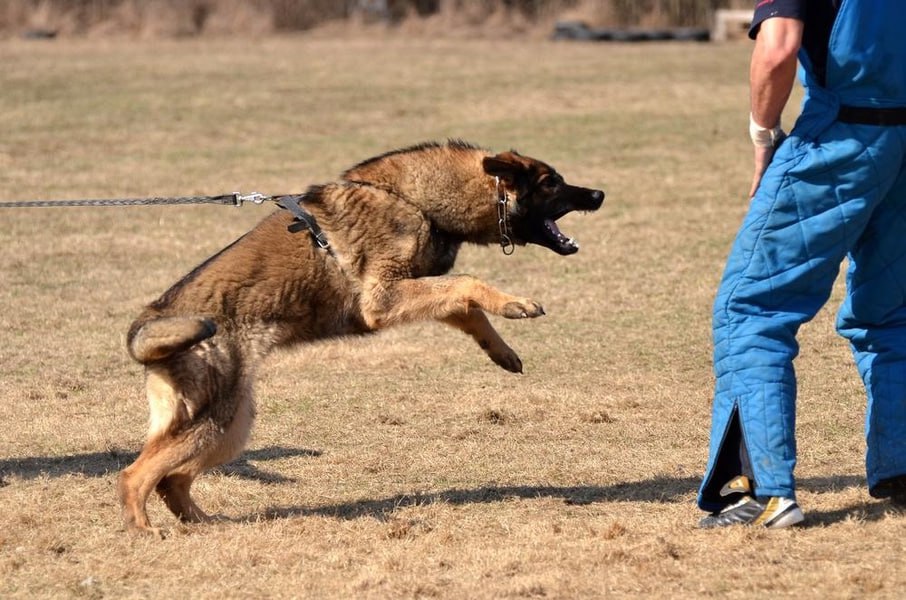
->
[[118, 140, 604, 535]]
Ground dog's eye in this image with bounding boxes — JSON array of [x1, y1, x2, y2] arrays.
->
[[541, 177, 561, 190]]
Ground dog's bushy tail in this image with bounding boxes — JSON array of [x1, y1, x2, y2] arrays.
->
[[127, 316, 216, 364]]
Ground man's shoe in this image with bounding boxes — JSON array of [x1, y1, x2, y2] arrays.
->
[[698, 475, 805, 529], [870, 475, 906, 506]]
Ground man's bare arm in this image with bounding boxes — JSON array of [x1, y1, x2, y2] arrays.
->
[[748, 16, 803, 198]]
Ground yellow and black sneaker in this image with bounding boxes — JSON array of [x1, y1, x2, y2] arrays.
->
[[698, 476, 805, 529]]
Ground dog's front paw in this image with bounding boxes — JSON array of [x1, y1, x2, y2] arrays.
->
[[502, 299, 545, 319], [490, 347, 523, 374]]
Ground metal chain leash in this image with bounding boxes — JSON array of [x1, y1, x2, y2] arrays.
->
[[0, 191, 337, 248], [0, 192, 270, 209]]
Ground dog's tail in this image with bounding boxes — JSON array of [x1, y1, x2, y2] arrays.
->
[[127, 316, 216, 364]]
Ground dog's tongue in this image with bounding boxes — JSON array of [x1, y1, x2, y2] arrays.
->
[[544, 218, 578, 251]]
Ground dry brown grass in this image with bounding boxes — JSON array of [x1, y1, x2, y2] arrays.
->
[[1, 35, 904, 599]]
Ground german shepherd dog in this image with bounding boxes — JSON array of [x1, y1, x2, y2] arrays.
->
[[119, 140, 604, 535]]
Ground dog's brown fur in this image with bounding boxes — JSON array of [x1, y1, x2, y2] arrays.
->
[[118, 140, 604, 535]]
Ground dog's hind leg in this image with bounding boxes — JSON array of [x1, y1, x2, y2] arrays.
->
[[119, 421, 232, 534], [153, 380, 256, 525], [443, 309, 524, 373], [120, 359, 256, 535], [119, 367, 203, 535], [155, 473, 210, 523], [120, 409, 256, 534], [118, 434, 203, 537]]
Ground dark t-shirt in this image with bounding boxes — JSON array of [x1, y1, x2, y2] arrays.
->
[[749, 0, 841, 86]]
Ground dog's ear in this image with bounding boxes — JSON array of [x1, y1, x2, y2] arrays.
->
[[482, 152, 526, 185]]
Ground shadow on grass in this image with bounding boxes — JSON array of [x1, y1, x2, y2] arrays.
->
[[0, 446, 320, 485], [804, 501, 905, 527], [247, 473, 894, 526], [2, 449, 896, 526], [251, 477, 699, 523]]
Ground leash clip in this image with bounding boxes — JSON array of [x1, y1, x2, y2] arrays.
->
[[231, 192, 267, 207]]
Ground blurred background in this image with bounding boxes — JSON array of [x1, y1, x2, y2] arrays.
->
[[2, 0, 753, 38]]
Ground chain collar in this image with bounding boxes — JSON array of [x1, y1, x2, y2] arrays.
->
[[495, 177, 515, 255]]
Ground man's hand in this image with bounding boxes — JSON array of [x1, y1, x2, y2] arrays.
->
[[750, 144, 777, 198]]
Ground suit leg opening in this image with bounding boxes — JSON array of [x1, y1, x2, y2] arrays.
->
[[700, 404, 755, 510]]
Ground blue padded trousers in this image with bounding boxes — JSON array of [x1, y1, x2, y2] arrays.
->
[[698, 100, 906, 511]]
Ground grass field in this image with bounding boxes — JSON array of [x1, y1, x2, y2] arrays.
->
[[1, 35, 904, 598]]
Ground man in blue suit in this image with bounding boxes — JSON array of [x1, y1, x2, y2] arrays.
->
[[698, 0, 906, 528]]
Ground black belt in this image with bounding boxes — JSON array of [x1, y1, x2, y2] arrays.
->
[[838, 105, 906, 126]]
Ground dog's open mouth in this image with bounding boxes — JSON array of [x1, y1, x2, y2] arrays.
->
[[542, 215, 579, 255], [517, 187, 603, 256]]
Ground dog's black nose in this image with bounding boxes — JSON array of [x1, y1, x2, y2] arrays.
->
[[590, 190, 605, 207]]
